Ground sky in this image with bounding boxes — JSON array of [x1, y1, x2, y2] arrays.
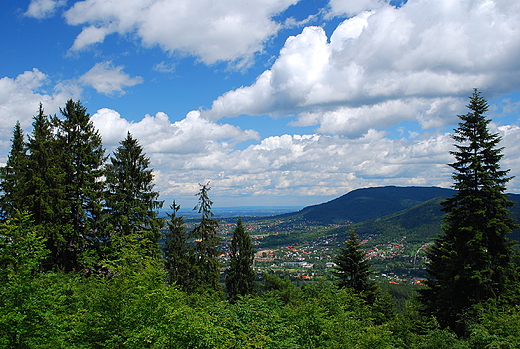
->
[[2, 0, 520, 209]]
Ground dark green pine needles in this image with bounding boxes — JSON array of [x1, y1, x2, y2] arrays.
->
[[419, 89, 519, 336]]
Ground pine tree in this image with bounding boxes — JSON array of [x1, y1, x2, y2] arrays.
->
[[0, 121, 27, 221], [226, 218, 256, 301], [164, 200, 190, 287], [57, 100, 106, 270], [332, 230, 377, 297], [188, 182, 221, 293], [24, 104, 70, 270], [419, 89, 519, 335], [104, 132, 163, 259]]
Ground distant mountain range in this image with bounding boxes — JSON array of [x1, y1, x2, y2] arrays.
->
[[279, 186, 520, 242]]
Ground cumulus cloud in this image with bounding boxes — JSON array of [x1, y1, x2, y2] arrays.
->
[[80, 61, 143, 95], [152, 128, 456, 203], [0, 69, 80, 135], [91, 108, 260, 154], [156, 121, 520, 204], [64, 0, 299, 65], [25, 0, 66, 19], [203, 0, 520, 136]]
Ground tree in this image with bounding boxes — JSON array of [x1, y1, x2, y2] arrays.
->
[[163, 200, 190, 287], [0, 212, 51, 348], [104, 132, 163, 259], [332, 230, 395, 324], [188, 182, 222, 293], [0, 121, 27, 221], [226, 218, 256, 301], [419, 89, 519, 335], [332, 230, 377, 296], [57, 100, 106, 270], [24, 104, 70, 270]]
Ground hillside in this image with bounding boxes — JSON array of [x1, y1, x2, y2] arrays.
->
[[280, 186, 456, 224], [350, 196, 447, 244], [264, 186, 520, 247], [349, 191, 520, 243]]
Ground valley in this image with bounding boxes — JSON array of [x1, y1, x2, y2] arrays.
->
[[202, 186, 520, 286]]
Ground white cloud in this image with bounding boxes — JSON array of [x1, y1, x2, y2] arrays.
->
[[80, 61, 144, 95], [25, 0, 66, 19], [155, 121, 520, 205], [70, 26, 112, 50], [203, 0, 520, 137], [91, 108, 260, 154], [151, 129, 458, 204], [0, 69, 80, 135], [327, 0, 388, 17], [64, 0, 299, 65]]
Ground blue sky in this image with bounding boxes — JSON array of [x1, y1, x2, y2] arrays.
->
[[2, 0, 520, 209]]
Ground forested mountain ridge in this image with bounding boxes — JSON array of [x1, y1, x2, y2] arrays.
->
[[349, 192, 520, 243], [267, 186, 520, 247], [280, 186, 457, 224]]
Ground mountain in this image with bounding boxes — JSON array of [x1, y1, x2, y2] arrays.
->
[[310, 187, 520, 243], [282, 186, 456, 224], [259, 186, 520, 250], [350, 196, 449, 244]]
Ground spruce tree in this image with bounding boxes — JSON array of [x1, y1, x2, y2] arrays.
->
[[104, 132, 163, 259], [188, 182, 221, 293], [57, 100, 106, 270], [226, 218, 256, 301], [419, 89, 519, 335], [164, 200, 190, 287], [332, 230, 377, 297], [24, 104, 70, 270], [0, 121, 27, 221]]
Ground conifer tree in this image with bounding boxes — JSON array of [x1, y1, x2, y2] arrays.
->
[[57, 100, 106, 270], [104, 132, 163, 259], [164, 200, 190, 287], [226, 218, 256, 301], [332, 230, 377, 297], [419, 89, 519, 335], [0, 121, 27, 221], [188, 182, 221, 293], [24, 104, 70, 270]]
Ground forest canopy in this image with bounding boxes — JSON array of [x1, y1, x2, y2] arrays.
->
[[1, 96, 520, 348]]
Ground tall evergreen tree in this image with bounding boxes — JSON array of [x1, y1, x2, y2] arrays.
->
[[164, 200, 190, 287], [332, 230, 377, 297], [24, 104, 70, 270], [419, 89, 519, 335], [188, 182, 221, 293], [0, 121, 27, 221], [104, 132, 163, 259], [226, 218, 256, 302], [57, 100, 106, 270]]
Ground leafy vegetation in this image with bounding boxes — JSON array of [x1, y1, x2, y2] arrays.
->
[[1, 96, 520, 347]]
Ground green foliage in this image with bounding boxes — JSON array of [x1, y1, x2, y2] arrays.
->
[[57, 99, 106, 271], [261, 273, 303, 305], [163, 200, 190, 287], [23, 104, 71, 270], [332, 231, 377, 295], [226, 218, 256, 301], [0, 212, 53, 348], [468, 304, 520, 349], [104, 132, 164, 260], [0, 121, 27, 221], [420, 89, 520, 336], [187, 182, 222, 294]]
